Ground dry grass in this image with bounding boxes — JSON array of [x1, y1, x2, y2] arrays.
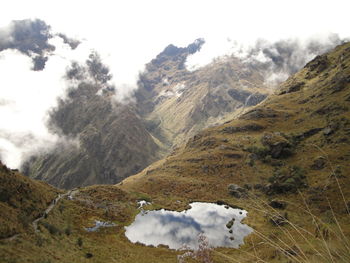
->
[[1, 42, 350, 262]]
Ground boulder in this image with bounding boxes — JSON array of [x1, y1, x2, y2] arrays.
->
[[228, 184, 247, 198], [311, 156, 326, 170], [269, 200, 287, 209], [261, 132, 293, 158]]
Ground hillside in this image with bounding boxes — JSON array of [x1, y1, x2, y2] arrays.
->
[[136, 39, 269, 147], [0, 161, 58, 239], [2, 41, 349, 263], [0, 168, 179, 263], [24, 82, 160, 189], [25, 40, 270, 189], [120, 41, 350, 262]]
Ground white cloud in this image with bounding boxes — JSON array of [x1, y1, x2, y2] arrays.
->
[[0, 0, 349, 167], [0, 42, 81, 168]]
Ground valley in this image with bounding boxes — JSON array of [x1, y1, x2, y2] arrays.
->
[[1, 41, 349, 262]]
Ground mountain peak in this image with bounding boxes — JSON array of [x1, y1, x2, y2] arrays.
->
[[150, 38, 205, 69]]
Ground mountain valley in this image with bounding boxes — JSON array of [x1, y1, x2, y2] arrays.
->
[[1, 40, 350, 263]]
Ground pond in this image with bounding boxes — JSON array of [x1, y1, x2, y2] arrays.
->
[[125, 202, 253, 249], [85, 220, 116, 232]]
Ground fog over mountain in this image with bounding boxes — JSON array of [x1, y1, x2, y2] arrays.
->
[[0, 0, 349, 169]]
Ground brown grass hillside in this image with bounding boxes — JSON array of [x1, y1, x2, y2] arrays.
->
[[1, 42, 349, 263], [0, 161, 58, 239], [120, 42, 350, 262]]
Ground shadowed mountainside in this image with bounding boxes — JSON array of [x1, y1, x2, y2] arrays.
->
[[25, 40, 270, 189], [1, 41, 350, 263]]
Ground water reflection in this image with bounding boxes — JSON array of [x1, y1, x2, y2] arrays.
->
[[125, 202, 253, 249], [85, 220, 116, 232]]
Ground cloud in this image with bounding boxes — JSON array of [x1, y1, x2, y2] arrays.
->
[[186, 33, 346, 85], [241, 34, 346, 85], [0, 19, 55, 71], [0, 5, 349, 168], [0, 34, 83, 168]]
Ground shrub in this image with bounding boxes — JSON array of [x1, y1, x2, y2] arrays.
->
[[65, 226, 72, 236], [77, 237, 83, 247], [266, 166, 307, 194], [246, 145, 269, 159], [41, 222, 61, 235], [177, 234, 213, 263]]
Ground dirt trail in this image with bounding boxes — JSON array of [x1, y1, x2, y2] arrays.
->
[[32, 189, 80, 232], [1, 189, 79, 241]]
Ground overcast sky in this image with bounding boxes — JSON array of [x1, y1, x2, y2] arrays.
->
[[0, 0, 350, 168], [1, 0, 350, 86]]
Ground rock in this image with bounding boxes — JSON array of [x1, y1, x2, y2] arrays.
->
[[243, 184, 252, 190], [226, 218, 235, 229], [269, 200, 287, 209], [323, 127, 334, 136], [224, 153, 242, 159], [85, 253, 93, 258], [240, 108, 278, 120], [266, 166, 307, 195], [330, 71, 350, 94], [261, 133, 293, 158], [279, 81, 305, 95], [311, 156, 326, 170], [221, 123, 264, 134], [228, 184, 247, 198], [253, 184, 263, 190], [294, 128, 323, 141], [305, 55, 329, 74]]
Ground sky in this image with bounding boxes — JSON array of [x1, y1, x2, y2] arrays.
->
[[0, 0, 350, 168]]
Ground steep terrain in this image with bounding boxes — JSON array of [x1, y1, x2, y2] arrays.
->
[[2, 41, 350, 263], [136, 39, 269, 147], [26, 40, 270, 189], [120, 41, 350, 262], [25, 82, 160, 189], [0, 167, 179, 263], [0, 161, 58, 239]]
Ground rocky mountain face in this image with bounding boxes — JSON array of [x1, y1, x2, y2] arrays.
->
[[25, 40, 270, 189], [119, 41, 350, 261], [1, 42, 349, 263], [0, 19, 79, 70], [24, 52, 160, 189], [122, 41, 350, 206], [136, 39, 269, 147]]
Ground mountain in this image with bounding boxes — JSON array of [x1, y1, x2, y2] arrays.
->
[[0, 161, 58, 239], [136, 39, 269, 147], [25, 40, 270, 189], [0, 19, 79, 70], [24, 83, 160, 189], [2, 41, 349, 263], [119, 41, 350, 261]]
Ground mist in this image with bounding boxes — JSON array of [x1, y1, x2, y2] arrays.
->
[[0, 0, 349, 168], [0, 20, 86, 168], [186, 33, 346, 85]]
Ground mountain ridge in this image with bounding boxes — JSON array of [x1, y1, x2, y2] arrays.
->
[[26, 39, 271, 189], [1, 41, 349, 262]]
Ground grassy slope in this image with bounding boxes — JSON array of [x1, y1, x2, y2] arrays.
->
[[0, 176, 179, 263], [145, 56, 270, 147], [0, 162, 59, 239], [1, 42, 350, 263], [120, 42, 350, 262]]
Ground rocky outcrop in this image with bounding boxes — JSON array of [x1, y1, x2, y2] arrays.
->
[[25, 83, 160, 189], [25, 40, 270, 189]]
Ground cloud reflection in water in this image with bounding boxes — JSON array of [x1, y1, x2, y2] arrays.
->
[[125, 202, 253, 249]]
